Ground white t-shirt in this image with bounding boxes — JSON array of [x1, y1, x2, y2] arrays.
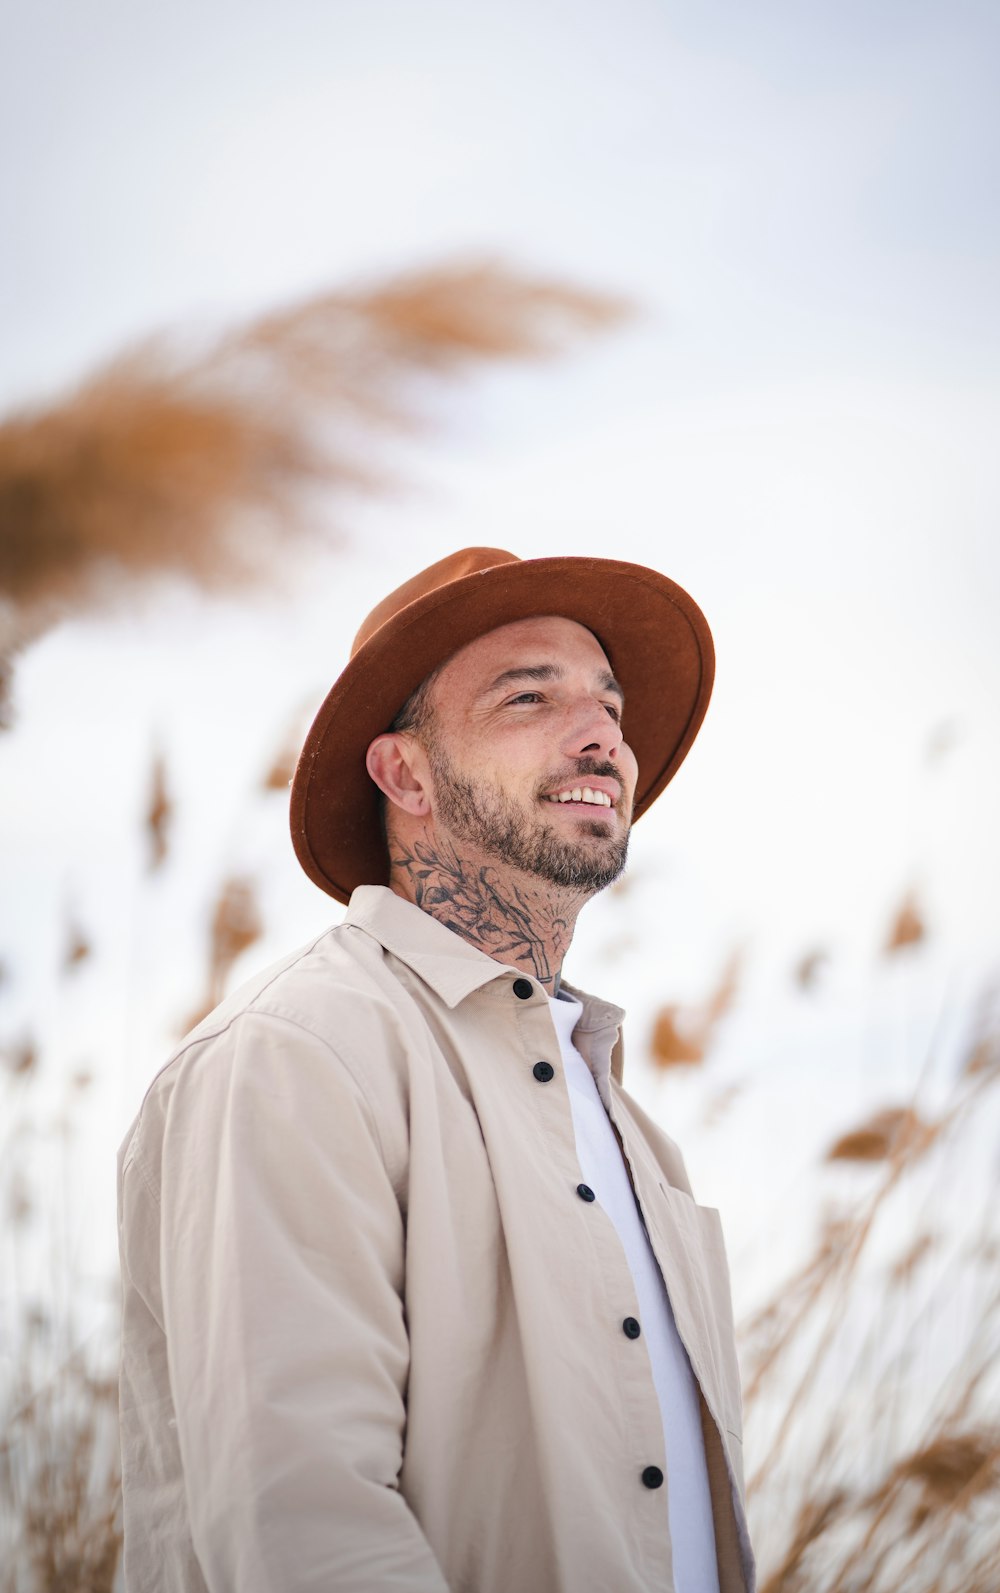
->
[[548, 991, 720, 1593]]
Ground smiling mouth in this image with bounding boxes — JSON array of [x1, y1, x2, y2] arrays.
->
[[544, 786, 616, 810]]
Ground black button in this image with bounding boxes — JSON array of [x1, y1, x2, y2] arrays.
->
[[576, 1183, 596, 1202], [622, 1316, 641, 1339], [513, 978, 534, 1000], [532, 1061, 555, 1083], [641, 1465, 664, 1490]]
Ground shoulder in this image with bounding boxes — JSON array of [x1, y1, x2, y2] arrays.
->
[[119, 921, 421, 1183], [174, 918, 419, 1063]]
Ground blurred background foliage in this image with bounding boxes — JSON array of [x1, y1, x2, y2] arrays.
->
[[2, 255, 997, 1592], [2, 1, 999, 1588], [0, 261, 625, 720]]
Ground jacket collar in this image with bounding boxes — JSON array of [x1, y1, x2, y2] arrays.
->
[[347, 885, 513, 1008], [345, 887, 625, 1063]]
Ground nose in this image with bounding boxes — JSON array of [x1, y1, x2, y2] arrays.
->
[[562, 695, 623, 762]]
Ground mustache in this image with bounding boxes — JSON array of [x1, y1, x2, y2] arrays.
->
[[538, 759, 625, 797]]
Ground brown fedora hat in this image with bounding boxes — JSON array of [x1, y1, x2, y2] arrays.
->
[[290, 547, 714, 903]]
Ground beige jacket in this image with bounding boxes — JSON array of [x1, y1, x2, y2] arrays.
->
[[118, 886, 754, 1593]]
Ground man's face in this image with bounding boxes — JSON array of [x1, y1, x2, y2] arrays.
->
[[418, 615, 639, 892]]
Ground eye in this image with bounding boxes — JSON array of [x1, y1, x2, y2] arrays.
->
[[507, 691, 544, 705], [603, 702, 622, 723]]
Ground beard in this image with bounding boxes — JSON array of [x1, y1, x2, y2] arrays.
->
[[426, 740, 630, 893]]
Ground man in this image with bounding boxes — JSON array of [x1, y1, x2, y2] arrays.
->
[[118, 547, 755, 1593]]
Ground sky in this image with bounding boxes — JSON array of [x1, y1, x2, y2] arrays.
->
[[2, 0, 999, 1354]]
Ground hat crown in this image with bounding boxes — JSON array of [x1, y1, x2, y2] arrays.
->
[[352, 547, 520, 657]]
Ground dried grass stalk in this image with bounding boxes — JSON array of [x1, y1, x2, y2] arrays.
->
[[0, 260, 629, 714], [260, 702, 314, 792], [144, 751, 172, 872], [884, 889, 926, 953], [650, 1005, 704, 1066], [745, 991, 1000, 1592], [793, 947, 828, 990], [1, 1349, 121, 1593], [62, 913, 92, 974], [649, 950, 742, 1069], [888, 1229, 937, 1286], [184, 875, 263, 1030], [758, 1487, 850, 1593], [896, 1430, 999, 1514], [826, 1105, 937, 1164], [2, 1034, 38, 1079]]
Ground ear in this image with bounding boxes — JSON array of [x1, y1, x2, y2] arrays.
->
[[366, 733, 432, 818]]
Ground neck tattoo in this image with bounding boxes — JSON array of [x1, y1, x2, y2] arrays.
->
[[390, 835, 577, 989]]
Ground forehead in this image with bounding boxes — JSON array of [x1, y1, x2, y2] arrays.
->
[[435, 615, 612, 697]]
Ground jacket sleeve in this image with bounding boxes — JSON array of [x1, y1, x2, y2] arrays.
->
[[153, 1007, 450, 1593]]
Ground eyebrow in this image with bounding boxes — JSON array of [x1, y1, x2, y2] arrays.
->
[[479, 663, 624, 702]]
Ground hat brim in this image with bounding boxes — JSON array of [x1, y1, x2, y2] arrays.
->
[[291, 556, 714, 903]]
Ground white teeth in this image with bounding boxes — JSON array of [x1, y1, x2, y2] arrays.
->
[[549, 789, 613, 807]]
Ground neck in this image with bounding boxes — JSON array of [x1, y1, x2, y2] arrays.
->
[[388, 823, 589, 991]]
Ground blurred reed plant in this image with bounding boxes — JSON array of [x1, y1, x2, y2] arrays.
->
[[0, 258, 627, 721], [645, 877, 999, 1589], [3, 259, 998, 1591], [0, 255, 628, 1588], [1, 1327, 120, 1593], [2, 1035, 121, 1591], [737, 973, 1000, 1590], [4, 921, 997, 1589]]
